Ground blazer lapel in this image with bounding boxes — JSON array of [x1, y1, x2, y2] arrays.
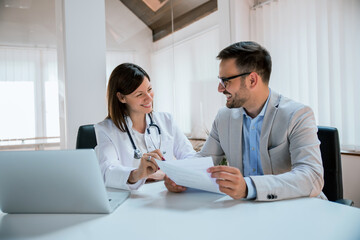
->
[[260, 90, 281, 174], [229, 108, 244, 174]]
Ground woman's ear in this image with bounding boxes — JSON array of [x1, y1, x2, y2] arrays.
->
[[116, 92, 126, 103]]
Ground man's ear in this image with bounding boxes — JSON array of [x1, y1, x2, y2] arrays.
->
[[116, 92, 126, 103], [249, 72, 259, 88]]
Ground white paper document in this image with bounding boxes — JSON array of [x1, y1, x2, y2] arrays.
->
[[155, 157, 224, 194]]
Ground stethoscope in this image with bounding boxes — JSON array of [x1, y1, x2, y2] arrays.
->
[[125, 114, 162, 159]]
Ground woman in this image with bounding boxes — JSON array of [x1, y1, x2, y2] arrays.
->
[[95, 63, 195, 190]]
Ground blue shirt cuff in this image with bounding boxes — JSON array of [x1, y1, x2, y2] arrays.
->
[[244, 177, 257, 199]]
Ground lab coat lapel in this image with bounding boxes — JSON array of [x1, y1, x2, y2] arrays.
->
[[125, 114, 151, 129], [125, 116, 133, 129], [144, 114, 153, 149], [260, 91, 281, 174]]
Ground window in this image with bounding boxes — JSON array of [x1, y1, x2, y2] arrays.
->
[[0, 47, 60, 150]]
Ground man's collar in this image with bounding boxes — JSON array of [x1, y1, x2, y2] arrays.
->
[[243, 88, 271, 119]]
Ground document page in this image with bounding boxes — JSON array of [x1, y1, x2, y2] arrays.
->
[[155, 157, 224, 194]]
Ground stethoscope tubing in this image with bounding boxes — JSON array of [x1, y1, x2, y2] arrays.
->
[[147, 114, 161, 135], [126, 113, 161, 159]]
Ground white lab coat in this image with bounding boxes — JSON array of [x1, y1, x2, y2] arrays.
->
[[94, 112, 196, 190]]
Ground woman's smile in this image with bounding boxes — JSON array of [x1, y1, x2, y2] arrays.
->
[[141, 102, 152, 108]]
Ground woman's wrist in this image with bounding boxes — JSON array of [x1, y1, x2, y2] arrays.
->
[[128, 169, 140, 184]]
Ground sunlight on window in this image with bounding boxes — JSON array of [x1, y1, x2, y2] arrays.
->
[[0, 47, 60, 146], [0, 82, 35, 139], [45, 81, 59, 137]]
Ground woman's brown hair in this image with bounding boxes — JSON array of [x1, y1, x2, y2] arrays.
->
[[107, 63, 150, 132]]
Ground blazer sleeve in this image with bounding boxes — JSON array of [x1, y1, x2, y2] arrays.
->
[[196, 110, 225, 165], [250, 106, 324, 201], [94, 123, 145, 191]]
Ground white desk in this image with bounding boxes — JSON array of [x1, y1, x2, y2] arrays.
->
[[1, 181, 360, 240]]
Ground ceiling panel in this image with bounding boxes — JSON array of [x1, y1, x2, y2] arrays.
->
[[119, 0, 217, 41]]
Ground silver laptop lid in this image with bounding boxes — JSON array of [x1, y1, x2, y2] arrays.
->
[[0, 149, 129, 214]]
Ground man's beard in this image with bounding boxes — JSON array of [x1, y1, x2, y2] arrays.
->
[[225, 91, 247, 108]]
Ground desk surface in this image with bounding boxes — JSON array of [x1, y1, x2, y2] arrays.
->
[[1, 181, 360, 240]]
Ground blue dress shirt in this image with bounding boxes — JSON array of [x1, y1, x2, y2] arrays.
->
[[243, 91, 271, 199]]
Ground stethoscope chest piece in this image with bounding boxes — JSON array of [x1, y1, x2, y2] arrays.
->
[[125, 114, 162, 160], [134, 149, 142, 159]]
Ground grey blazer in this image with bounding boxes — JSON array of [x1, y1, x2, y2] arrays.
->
[[198, 90, 325, 201]]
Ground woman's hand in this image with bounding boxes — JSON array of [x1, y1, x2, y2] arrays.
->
[[148, 149, 165, 161], [128, 150, 164, 184], [146, 149, 166, 182], [164, 175, 187, 193], [146, 170, 165, 182]]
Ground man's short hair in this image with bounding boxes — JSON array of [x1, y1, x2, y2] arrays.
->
[[217, 41, 272, 84]]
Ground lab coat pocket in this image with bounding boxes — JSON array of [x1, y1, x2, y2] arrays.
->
[[161, 139, 174, 161]]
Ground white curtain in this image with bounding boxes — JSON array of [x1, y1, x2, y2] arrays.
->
[[151, 26, 222, 138], [250, 0, 360, 151], [0, 47, 59, 140]]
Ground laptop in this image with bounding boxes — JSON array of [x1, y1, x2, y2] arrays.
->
[[0, 149, 130, 214]]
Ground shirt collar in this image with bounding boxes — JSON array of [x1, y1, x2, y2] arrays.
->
[[243, 88, 271, 119]]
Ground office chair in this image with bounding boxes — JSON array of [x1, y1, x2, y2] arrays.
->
[[317, 126, 354, 206], [76, 124, 97, 149]]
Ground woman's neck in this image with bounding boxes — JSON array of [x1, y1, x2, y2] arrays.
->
[[129, 112, 147, 133]]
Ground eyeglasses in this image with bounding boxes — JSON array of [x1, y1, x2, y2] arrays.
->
[[218, 72, 251, 88]]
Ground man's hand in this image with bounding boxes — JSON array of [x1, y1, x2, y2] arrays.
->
[[164, 175, 187, 193], [207, 166, 247, 199]]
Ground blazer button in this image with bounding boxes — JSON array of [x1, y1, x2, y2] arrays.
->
[[274, 195, 277, 199], [267, 194, 272, 199]]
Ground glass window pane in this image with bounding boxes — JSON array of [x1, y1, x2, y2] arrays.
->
[[0, 0, 59, 149], [0, 81, 35, 139]]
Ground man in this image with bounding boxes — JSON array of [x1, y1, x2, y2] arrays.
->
[[165, 41, 326, 201]]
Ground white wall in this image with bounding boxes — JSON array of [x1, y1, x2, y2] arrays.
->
[[56, 0, 154, 148], [105, 0, 153, 76], [56, 0, 107, 149]]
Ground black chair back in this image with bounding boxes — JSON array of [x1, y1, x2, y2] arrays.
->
[[317, 126, 343, 201], [76, 124, 97, 149]]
